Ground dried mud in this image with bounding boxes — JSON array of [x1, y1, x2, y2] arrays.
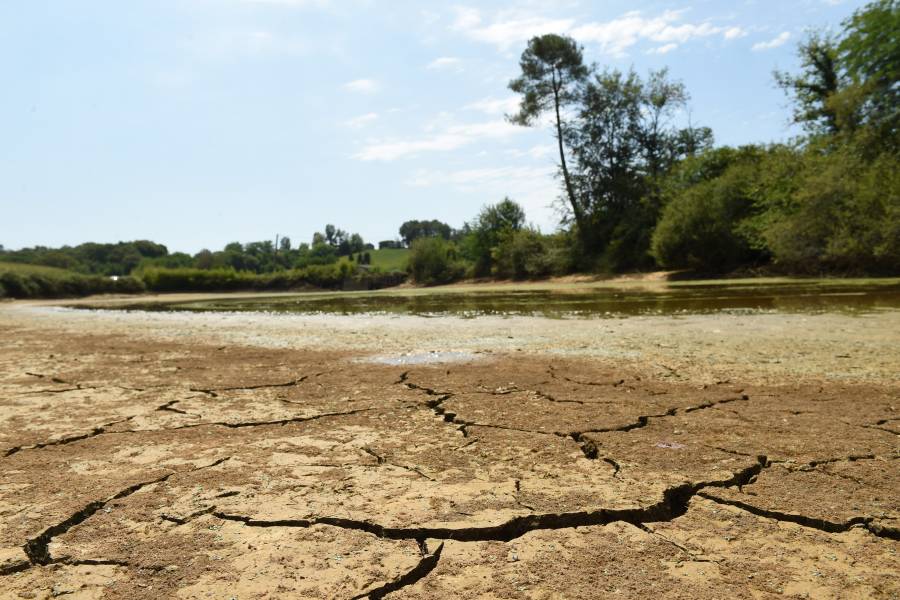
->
[[0, 300, 898, 599]]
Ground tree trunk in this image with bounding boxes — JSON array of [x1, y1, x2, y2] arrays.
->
[[552, 77, 584, 230]]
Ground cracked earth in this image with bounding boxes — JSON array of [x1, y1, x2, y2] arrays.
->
[[0, 299, 898, 599]]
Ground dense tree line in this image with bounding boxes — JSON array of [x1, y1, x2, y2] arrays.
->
[[0, 241, 167, 276], [651, 0, 898, 274], [407, 0, 898, 283], [1, 224, 375, 277]]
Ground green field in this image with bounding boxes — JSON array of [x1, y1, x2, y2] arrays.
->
[[0, 261, 75, 276], [367, 248, 408, 272]]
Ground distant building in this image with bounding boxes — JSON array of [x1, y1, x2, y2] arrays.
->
[[379, 240, 401, 249]]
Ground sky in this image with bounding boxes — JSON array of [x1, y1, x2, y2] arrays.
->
[[0, 0, 868, 253]]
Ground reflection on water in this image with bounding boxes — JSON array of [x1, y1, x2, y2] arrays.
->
[[94, 280, 900, 319]]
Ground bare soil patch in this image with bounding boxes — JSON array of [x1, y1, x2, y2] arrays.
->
[[0, 303, 897, 598]]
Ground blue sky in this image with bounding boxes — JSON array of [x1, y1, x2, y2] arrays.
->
[[1, 0, 866, 253]]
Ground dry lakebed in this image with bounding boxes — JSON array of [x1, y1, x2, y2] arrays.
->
[[1, 279, 898, 599]]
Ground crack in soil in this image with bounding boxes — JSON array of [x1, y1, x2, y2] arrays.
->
[[3, 416, 137, 458], [212, 457, 767, 543], [602, 457, 622, 477], [548, 366, 625, 388], [350, 541, 444, 599], [791, 453, 878, 472], [634, 523, 719, 564], [362, 447, 435, 481], [160, 506, 217, 526], [22, 457, 230, 566], [190, 374, 311, 397], [2, 408, 371, 460], [156, 400, 190, 415], [167, 408, 374, 431], [683, 395, 749, 413], [402, 374, 755, 467], [697, 492, 899, 540], [20, 373, 150, 395]]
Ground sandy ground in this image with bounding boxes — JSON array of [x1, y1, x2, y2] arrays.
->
[[0, 295, 898, 599]]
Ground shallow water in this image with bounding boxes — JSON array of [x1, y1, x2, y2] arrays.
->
[[92, 280, 900, 319]]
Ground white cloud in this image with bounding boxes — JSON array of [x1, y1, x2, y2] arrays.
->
[[724, 26, 747, 40], [353, 119, 520, 161], [452, 7, 744, 57], [452, 6, 483, 31], [752, 31, 791, 51], [344, 112, 378, 128], [343, 78, 380, 94], [648, 43, 678, 55], [464, 96, 520, 116], [452, 7, 575, 51], [427, 56, 463, 70]]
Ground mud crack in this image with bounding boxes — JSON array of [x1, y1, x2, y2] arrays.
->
[[213, 457, 767, 543], [3, 416, 136, 458], [22, 457, 229, 566], [190, 375, 311, 397], [548, 366, 625, 387], [169, 408, 374, 431], [351, 541, 444, 599], [362, 447, 435, 481], [697, 492, 899, 540]]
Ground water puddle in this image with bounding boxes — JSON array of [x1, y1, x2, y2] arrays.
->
[[83, 279, 900, 319]]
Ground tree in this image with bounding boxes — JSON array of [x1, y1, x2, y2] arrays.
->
[[408, 237, 464, 285], [641, 68, 689, 181], [324, 224, 337, 245], [461, 198, 527, 276], [399, 220, 453, 246], [564, 68, 702, 267], [775, 32, 843, 135], [837, 0, 899, 149], [509, 34, 590, 230], [349, 233, 365, 253], [567, 68, 645, 239]]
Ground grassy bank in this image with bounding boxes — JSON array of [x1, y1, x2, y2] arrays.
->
[[0, 262, 407, 299], [0, 262, 146, 299], [138, 265, 405, 293]]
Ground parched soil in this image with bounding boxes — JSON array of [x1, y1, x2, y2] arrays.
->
[[0, 301, 898, 599]]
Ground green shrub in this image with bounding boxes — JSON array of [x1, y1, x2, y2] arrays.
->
[[492, 229, 555, 279], [136, 265, 405, 293], [0, 268, 145, 299], [0, 272, 39, 297], [408, 238, 465, 285], [756, 147, 900, 273], [651, 161, 763, 272]]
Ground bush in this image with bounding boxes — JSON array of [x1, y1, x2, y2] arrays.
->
[[492, 229, 556, 279], [651, 161, 763, 272], [0, 269, 145, 299], [408, 238, 465, 285], [756, 146, 900, 273], [135, 265, 405, 293]]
